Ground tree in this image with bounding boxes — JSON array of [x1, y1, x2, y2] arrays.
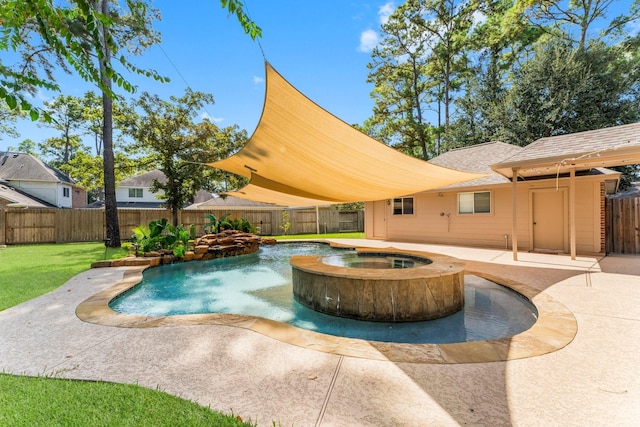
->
[[0, 0, 261, 117], [126, 89, 247, 225], [365, 0, 436, 159], [40, 95, 86, 164], [511, 0, 640, 48], [1, 0, 262, 247], [0, 102, 22, 140], [500, 39, 640, 144], [7, 138, 38, 155]]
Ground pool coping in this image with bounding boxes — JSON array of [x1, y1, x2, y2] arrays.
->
[[76, 246, 577, 364]]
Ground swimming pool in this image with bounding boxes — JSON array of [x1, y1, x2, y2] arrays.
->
[[110, 243, 538, 344]]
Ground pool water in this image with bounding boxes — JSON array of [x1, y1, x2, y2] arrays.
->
[[321, 253, 431, 269], [110, 243, 538, 344]]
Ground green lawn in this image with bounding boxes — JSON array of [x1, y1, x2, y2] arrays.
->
[[0, 242, 126, 311], [0, 242, 252, 426], [272, 232, 364, 240]]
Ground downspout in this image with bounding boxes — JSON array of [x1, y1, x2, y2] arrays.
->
[[512, 168, 519, 261]]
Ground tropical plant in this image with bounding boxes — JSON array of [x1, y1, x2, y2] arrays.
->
[[204, 213, 231, 234], [130, 218, 195, 257], [225, 218, 257, 234]]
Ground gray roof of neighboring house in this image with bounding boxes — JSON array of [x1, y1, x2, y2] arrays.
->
[[428, 141, 524, 188], [0, 151, 75, 184], [497, 122, 640, 164], [118, 170, 167, 187], [0, 182, 56, 208], [187, 195, 281, 209]]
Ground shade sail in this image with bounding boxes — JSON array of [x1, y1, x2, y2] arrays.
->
[[209, 62, 485, 206]]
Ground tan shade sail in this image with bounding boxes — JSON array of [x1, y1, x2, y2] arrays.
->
[[209, 62, 485, 206]]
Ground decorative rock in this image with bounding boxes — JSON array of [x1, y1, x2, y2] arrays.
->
[[94, 231, 266, 269]]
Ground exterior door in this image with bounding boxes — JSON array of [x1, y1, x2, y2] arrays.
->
[[531, 188, 568, 253], [372, 200, 387, 239]]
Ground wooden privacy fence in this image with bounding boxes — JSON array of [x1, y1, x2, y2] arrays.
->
[[0, 207, 364, 245], [606, 197, 640, 254]]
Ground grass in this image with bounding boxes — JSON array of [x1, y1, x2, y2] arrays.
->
[[0, 242, 252, 426], [0, 242, 127, 311], [272, 232, 364, 240], [0, 375, 251, 427]]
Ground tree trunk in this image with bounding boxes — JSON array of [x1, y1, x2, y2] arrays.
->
[[100, 0, 121, 247]]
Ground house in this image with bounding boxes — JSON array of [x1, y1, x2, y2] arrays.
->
[[0, 151, 86, 209], [114, 170, 216, 209], [366, 123, 640, 257], [115, 170, 168, 208]]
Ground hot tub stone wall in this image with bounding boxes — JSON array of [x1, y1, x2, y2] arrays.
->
[[291, 250, 465, 322]]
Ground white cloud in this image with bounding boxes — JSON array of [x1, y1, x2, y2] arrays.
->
[[253, 76, 265, 85], [358, 3, 395, 53], [378, 2, 395, 25], [358, 29, 379, 53], [201, 112, 223, 123]]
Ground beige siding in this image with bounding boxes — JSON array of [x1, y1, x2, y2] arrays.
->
[[368, 175, 607, 254]]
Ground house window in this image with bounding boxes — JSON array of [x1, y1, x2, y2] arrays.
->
[[129, 188, 143, 198], [458, 191, 491, 214], [62, 187, 70, 198], [393, 197, 414, 215]]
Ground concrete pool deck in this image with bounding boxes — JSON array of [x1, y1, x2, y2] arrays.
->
[[1, 239, 639, 426]]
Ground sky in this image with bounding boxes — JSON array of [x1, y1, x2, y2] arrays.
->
[[1, 0, 396, 152], [2, 0, 637, 153]]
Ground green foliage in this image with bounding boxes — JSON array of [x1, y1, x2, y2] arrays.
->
[[130, 218, 195, 256], [0, 374, 253, 426], [280, 211, 291, 235], [204, 213, 231, 234], [226, 217, 257, 234], [0, 243, 127, 311], [125, 90, 248, 226]]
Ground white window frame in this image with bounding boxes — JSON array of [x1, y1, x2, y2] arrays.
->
[[458, 191, 491, 214], [129, 188, 143, 198], [62, 187, 70, 198], [392, 197, 414, 215]]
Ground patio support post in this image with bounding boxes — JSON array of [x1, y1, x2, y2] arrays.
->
[[570, 167, 576, 260], [512, 168, 519, 261]]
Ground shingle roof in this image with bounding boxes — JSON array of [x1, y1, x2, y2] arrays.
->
[[428, 142, 523, 188], [0, 151, 74, 184], [0, 182, 56, 208], [118, 170, 167, 187], [499, 122, 640, 164], [187, 195, 281, 209], [491, 123, 640, 178]]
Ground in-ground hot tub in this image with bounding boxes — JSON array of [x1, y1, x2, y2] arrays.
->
[[290, 248, 465, 322]]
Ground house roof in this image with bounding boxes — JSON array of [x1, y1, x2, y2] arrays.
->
[[118, 170, 167, 187], [428, 142, 523, 189], [0, 183, 56, 208], [0, 151, 75, 184], [492, 123, 640, 178], [187, 194, 286, 209]]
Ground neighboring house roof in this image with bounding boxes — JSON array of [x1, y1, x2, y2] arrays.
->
[[82, 200, 167, 209], [0, 182, 56, 208], [492, 123, 640, 178], [187, 194, 282, 209], [0, 151, 75, 184], [428, 142, 523, 188], [118, 169, 167, 187]]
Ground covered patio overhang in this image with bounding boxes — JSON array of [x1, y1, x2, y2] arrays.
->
[[208, 63, 485, 207], [492, 125, 640, 260]]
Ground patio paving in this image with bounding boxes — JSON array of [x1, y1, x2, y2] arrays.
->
[[1, 239, 639, 426]]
